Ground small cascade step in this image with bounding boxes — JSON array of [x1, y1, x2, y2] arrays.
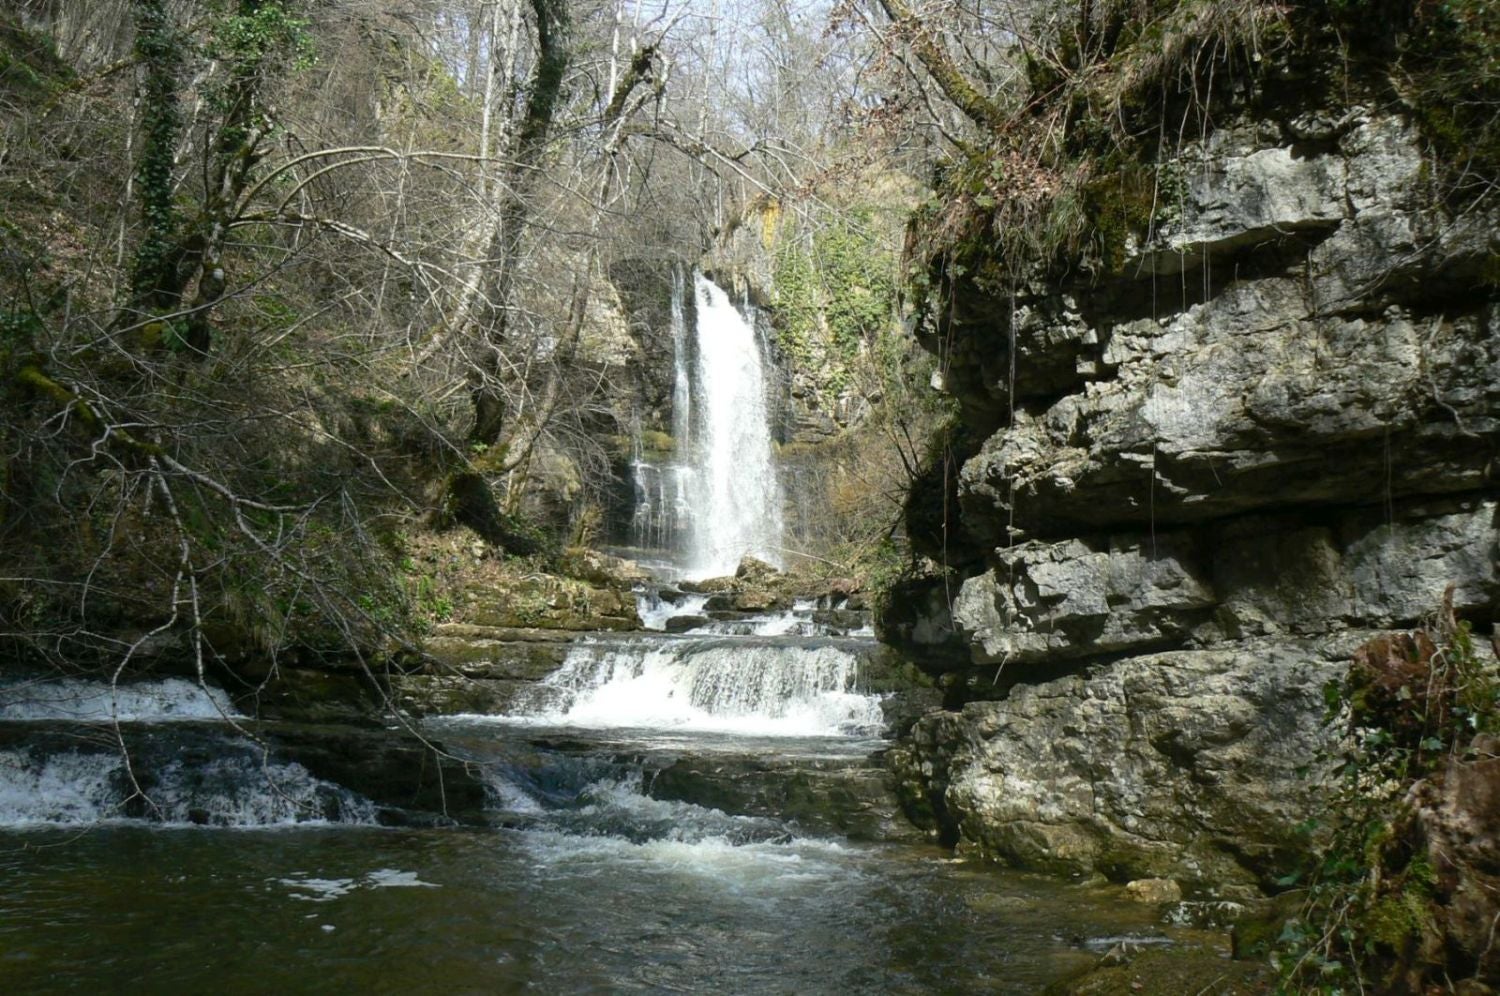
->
[[510, 634, 887, 737], [0, 675, 489, 828], [633, 584, 873, 637], [432, 723, 920, 844]]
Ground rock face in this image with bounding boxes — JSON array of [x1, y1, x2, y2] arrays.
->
[[1416, 737, 1500, 983], [888, 105, 1500, 891], [894, 638, 1366, 893]]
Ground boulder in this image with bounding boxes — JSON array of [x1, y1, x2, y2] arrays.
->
[[664, 614, 709, 633], [735, 555, 780, 583]]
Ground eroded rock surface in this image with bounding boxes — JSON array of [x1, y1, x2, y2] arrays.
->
[[888, 106, 1500, 892]]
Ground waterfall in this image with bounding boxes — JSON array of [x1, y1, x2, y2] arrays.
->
[[510, 636, 885, 737], [0, 676, 241, 722], [0, 748, 377, 827], [624, 271, 784, 578], [684, 274, 783, 576], [670, 268, 693, 452]]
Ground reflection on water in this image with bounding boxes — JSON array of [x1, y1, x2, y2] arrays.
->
[[0, 825, 1177, 995]]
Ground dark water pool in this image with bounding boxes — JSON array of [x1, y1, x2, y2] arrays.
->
[[0, 820, 1188, 994]]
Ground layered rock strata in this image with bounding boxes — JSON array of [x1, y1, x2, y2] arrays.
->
[[888, 108, 1500, 891]]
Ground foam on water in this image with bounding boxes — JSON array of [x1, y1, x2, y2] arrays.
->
[[520, 828, 849, 886], [0, 749, 123, 825], [510, 637, 885, 737], [494, 769, 853, 887], [0, 748, 377, 828], [0, 677, 241, 722], [634, 589, 710, 631]]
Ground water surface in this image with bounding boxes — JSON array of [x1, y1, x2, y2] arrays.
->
[[0, 822, 1173, 994]]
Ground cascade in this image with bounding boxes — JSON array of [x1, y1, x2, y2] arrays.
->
[[511, 636, 884, 737], [0, 676, 241, 722], [0, 744, 376, 827]]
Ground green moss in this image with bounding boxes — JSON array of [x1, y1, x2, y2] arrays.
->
[[0, 16, 71, 101], [1365, 888, 1434, 950]]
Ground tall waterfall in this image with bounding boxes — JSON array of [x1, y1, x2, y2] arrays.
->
[[685, 274, 783, 576], [627, 272, 784, 578]]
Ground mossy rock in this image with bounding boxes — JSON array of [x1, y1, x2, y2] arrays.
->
[[1230, 891, 1304, 961], [421, 635, 569, 680], [1042, 945, 1273, 995]]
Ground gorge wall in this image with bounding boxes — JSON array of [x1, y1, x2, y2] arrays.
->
[[885, 87, 1500, 893]]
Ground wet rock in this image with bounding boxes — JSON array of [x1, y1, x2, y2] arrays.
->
[[663, 614, 709, 633], [391, 674, 532, 717], [422, 630, 571, 680], [1162, 900, 1248, 931], [1043, 945, 1272, 995], [735, 555, 779, 583], [678, 575, 739, 594], [649, 749, 924, 843], [555, 547, 649, 589], [1096, 941, 1140, 967], [810, 608, 867, 632], [392, 623, 579, 718], [452, 571, 642, 633], [731, 590, 787, 612], [877, 575, 970, 668], [233, 665, 387, 726], [264, 722, 488, 822], [1124, 879, 1183, 905]]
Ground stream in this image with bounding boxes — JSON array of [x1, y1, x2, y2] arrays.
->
[[0, 275, 1193, 992], [0, 600, 1194, 994]]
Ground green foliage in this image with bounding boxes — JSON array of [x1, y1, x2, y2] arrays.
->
[[129, 0, 187, 309], [0, 16, 71, 102], [815, 216, 898, 362], [0, 308, 42, 349], [206, 0, 314, 70], [772, 235, 821, 369], [770, 208, 901, 407], [1397, 0, 1500, 194], [1273, 604, 1499, 992], [856, 537, 908, 609]]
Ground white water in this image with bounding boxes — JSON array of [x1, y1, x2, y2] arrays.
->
[[634, 588, 710, 630], [670, 268, 693, 458], [0, 677, 242, 722], [0, 748, 376, 827], [686, 275, 784, 576], [508, 637, 884, 736], [626, 272, 785, 578]]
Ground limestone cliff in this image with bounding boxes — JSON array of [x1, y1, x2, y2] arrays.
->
[[886, 28, 1500, 894]]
